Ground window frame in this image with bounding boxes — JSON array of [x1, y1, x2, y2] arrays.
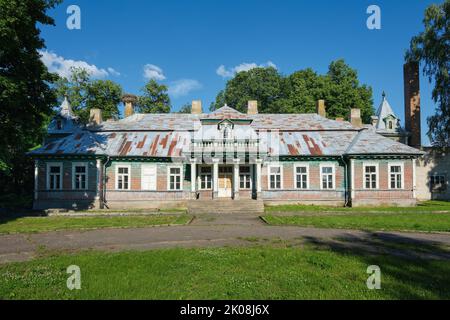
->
[[320, 163, 335, 190], [115, 164, 131, 190], [363, 162, 379, 190], [72, 162, 88, 190], [268, 164, 283, 190], [198, 165, 212, 190], [46, 162, 63, 190], [167, 165, 183, 191], [294, 164, 309, 190], [239, 165, 252, 190], [429, 174, 447, 193], [388, 162, 404, 190], [141, 164, 157, 191]]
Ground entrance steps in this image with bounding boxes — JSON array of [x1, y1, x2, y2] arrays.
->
[[188, 199, 264, 215]]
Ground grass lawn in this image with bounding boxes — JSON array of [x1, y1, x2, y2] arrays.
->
[[263, 212, 450, 232], [265, 200, 450, 214], [0, 214, 192, 234], [0, 243, 449, 299]]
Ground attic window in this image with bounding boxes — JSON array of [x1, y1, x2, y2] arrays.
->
[[388, 121, 393, 130], [56, 120, 62, 130]]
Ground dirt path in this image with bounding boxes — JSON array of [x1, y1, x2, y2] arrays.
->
[[1, 213, 449, 263]]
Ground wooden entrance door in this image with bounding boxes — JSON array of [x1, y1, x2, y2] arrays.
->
[[218, 166, 233, 198]]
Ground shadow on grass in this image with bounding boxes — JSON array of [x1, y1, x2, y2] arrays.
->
[[303, 232, 450, 299]]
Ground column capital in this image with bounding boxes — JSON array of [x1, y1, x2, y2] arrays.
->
[[189, 158, 197, 164], [255, 159, 263, 164], [233, 158, 241, 164], [212, 158, 220, 164]]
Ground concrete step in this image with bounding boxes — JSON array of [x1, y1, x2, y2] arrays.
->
[[188, 200, 264, 214]]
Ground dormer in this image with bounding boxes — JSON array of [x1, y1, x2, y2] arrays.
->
[[46, 96, 82, 143], [375, 92, 401, 132]]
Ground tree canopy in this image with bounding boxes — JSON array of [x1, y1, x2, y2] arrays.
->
[[211, 60, 374, 123], [137, 79, 171, 113], [406, 0, 449, 146], [55, 67, 123, 122], [0, 0, 60, 198]]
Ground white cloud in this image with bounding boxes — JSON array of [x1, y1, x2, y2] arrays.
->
[[143, 64, 166, 81], [216, 61, 277, 78], [168, 79, 202, 98], [39, 50, 119, 79]]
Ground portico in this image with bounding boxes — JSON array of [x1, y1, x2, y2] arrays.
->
[[189, 159, 261, 200]]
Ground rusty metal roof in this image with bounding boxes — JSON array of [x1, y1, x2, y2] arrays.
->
[[31, 105, 423, 158]]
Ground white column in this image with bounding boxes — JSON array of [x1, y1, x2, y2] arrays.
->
[[233, 159, 240, 200], [212, 158, 219, 198], [350, 159, 355, 200], [256, 159, 262, 198], [96, 159, 102, 208], [190, 159, 197, 198], [34, 160, 39, 201]]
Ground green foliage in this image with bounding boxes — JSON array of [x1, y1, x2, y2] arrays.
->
[[54, 67, 123, 122], [137, 79, 171, 113], [406, 0, 450, 146], [211, 60, 374, 122], [0, 0, 60, 197], [178, 103, 192, 113]]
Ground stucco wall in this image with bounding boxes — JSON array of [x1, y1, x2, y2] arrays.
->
[[416, 149, 450, 201]]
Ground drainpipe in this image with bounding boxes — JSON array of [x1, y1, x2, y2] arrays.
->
[[102, 156, 111, 208], [341, 155, 349, 207]]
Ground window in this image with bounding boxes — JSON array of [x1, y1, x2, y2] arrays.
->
[[239, 166, 251, 189], [141, 164, 157, 190], [269, 165, 282, 190], [389, 163, 403, 189], [199, 166, 212, 190], [56, 120, 62, 130], [364, 164, 378, 189], [116, 166, 130, 190], [168, 166, 182, 191], [388, 121, 393, 130], [321, 165, 335, 189], [47, 163, 62, 190], [73, 163, 88, 190], [430, 175, 447, 192], [295, 165, 309, 189]]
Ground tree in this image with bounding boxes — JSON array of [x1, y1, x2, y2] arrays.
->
[[210, 67, 287, 113], [137, 79, 171, 113], [178, 103, 192, 113], [0, 0, 60, 202], [406, 0, 450, 146], [55, 67, 122, 122], [211, 61, 373, 121], [324, 60, 373, 123]]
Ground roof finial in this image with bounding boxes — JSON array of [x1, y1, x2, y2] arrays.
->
[[382, 91, 386, 99]]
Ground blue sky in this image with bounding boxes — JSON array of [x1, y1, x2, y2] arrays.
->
[[40, 0, 438, 145]]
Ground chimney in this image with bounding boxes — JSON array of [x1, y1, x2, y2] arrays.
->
[[371, 115, 379, 127], [122, 94, 137, 118], [350, 108, 363, 127], [89, 108, 102, 125], [247, 100, 258, 115], [191, 100, 203, 114], [404, 62, 421, 148], [316, 100, 326, 117]]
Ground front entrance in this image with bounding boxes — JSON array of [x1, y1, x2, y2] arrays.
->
[[218, 166, 233, 198]]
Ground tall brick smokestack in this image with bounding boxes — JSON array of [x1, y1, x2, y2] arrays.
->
[[403, 62, 421, 148]]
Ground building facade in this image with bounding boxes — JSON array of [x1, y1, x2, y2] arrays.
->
[[30, 94, 423, 210]]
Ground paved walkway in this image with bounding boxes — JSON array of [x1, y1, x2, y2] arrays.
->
[[1, 213, 449, 263]]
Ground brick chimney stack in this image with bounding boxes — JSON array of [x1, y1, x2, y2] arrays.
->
[[350, 108, 363, 127], [403, 62, 421, 148], [316, 100, 326, 117], [247, 100, 258, 115], [89, 108, 102, 125], [122, 94, 137, 118], [191, 100, 203, 114]]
